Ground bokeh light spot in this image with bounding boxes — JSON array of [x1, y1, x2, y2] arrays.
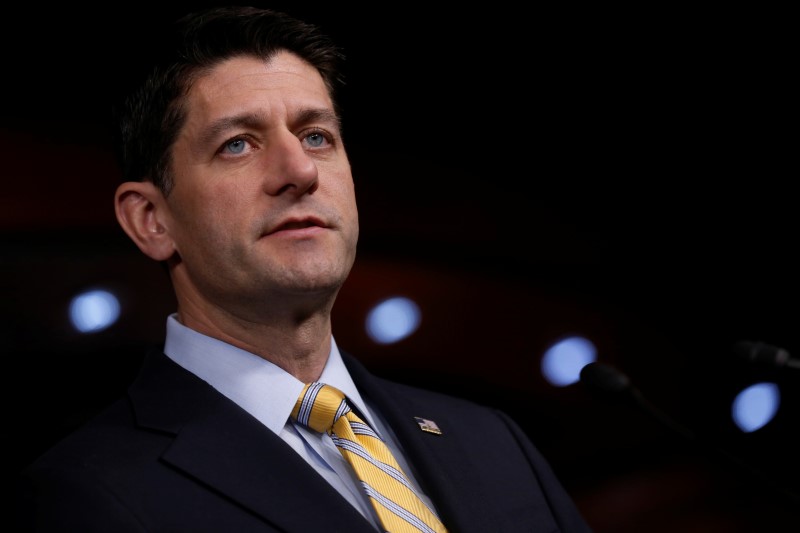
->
[[365, 296, 421, 344]]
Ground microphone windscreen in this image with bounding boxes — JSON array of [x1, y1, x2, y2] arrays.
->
[[580, 362, 632, 395]]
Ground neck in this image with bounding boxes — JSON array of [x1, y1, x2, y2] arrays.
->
[[175, 297, 335, 383]]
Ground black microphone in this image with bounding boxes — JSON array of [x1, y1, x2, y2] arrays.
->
[[579, 362, 695, 441], [733, 341, 800, 370], [579, 360, 800, 506]]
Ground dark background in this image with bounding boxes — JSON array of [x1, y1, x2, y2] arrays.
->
[[3, 3, 797, 531]]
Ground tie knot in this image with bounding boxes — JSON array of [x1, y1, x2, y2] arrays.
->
[[291, 382, 350, 433]]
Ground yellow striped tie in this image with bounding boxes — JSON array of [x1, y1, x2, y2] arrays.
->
[[292, 382, 448, 533]]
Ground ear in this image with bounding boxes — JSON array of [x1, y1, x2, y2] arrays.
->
[[114, 181, 176, 262]]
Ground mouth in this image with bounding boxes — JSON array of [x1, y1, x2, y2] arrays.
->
[[265, 216, 327, 235]]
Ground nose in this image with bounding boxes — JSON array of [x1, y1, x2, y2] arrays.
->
[[262, 130, 319, 197]]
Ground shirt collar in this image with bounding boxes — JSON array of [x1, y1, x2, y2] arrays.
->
[[163, 313, 376, 433]]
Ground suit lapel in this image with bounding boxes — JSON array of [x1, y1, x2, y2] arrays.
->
[[128, 350, 374, 533], [343, 352, 499, 533]]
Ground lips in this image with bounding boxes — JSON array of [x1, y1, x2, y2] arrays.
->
[[276, 220, 316, 231], [265, 216, 327, 235]]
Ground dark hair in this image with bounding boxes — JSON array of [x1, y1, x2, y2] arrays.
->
[[113, 5, 345, 195]]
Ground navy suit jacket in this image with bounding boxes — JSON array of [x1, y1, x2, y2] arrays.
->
[[18, 348, 592, 532]]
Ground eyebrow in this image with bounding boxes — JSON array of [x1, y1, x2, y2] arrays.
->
[[197, 108, 342, 147], [295, 108, 341, 131], [197, 112, 265, 147]]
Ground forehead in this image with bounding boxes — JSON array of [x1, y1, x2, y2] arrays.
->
[[186, 52, 333, 117]]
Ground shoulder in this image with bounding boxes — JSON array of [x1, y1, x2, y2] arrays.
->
[[21, 396, 155, 474]]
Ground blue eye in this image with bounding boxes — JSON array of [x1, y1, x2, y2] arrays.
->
[[306, 132, 325, 148], [225, 139, 247, 154]]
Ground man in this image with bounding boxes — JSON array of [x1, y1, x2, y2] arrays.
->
[[17, 6, 592, 532]]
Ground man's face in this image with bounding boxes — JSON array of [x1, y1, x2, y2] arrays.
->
[[161, 52, 359, 317]]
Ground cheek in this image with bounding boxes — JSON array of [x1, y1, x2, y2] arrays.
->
[[170, 188, 249, 246], [325, 170, 357, 207], [201, 180, 255, 218]]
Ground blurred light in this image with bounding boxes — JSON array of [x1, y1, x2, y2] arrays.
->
[[541, 336, 597, 387], [365, 296, 421, 344], [69, 289, 121, 333], [731, 381, 780, 433]]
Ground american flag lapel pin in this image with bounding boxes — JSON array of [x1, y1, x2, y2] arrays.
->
[[414, 416, 443, 435]]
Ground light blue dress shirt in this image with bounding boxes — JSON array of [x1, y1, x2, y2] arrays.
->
[[163, 314, 438, 530]]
